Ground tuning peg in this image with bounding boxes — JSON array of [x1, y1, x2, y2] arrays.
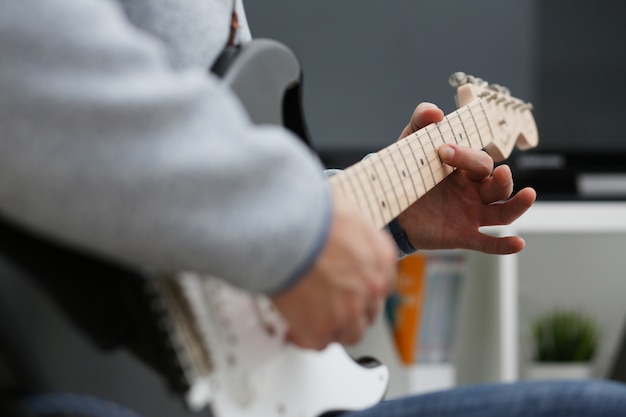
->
[[449, 72, 468, 87], [488, 83, 511, 96], [449, 72, 494, 89], [467, 75, 488, 88]]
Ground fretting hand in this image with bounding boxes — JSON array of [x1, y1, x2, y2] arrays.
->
[[397, 102, 537, 254]]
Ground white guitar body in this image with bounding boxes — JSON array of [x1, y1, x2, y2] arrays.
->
[[150, 274, 389, 417], [211, 343, 388, 417], [147, 39, 537, 417]]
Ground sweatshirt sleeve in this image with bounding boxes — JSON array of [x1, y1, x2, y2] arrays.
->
[[0, 0, 332, 294]]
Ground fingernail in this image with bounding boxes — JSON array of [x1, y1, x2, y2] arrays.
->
[[439, 145, 455, 161], [419, 102, 439, 110]]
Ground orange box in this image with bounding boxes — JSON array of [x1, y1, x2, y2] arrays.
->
[[390, 254, 427, 365]]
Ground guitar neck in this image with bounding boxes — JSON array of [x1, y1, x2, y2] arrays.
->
[[329, 100, 494, 229]]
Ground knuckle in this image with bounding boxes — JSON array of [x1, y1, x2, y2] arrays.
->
[[344, 297, 363, 322], [339, 319, 368, 346]]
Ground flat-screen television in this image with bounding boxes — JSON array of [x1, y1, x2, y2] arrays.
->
[[511, 0, 626, 200]]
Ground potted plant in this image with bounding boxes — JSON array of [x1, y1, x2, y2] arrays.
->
[[525, 309, 600, 380]]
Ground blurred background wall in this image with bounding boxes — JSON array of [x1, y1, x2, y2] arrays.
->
[[244, 0, 536, 165]]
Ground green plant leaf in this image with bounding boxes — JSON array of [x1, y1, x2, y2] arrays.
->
[[532, 309, 600, 362]]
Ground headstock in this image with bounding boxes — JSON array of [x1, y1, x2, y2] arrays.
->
[[450, 72, 538, 162]]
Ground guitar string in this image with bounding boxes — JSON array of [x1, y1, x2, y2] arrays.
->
[[345, 103, 488, 190], [335, 97, 512, 220], [341, 105, 490, 224], [344, 139, 488, 223], [338, 98, 529, 224], [372, 96, 527, 222], [364, 97, 514, 222], [340, 101, 490, 219]]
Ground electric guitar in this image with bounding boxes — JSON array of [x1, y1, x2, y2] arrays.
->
[[144, 39, 539, 417]]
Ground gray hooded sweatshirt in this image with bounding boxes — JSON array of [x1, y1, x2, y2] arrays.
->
[[0, 0, 331, 294]]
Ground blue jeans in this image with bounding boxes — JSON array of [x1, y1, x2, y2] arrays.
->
[[10, 380, 626, 417], [340, 380, 626, 417]]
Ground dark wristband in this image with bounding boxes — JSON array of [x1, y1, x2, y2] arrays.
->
[[388, 218, 416, 255]]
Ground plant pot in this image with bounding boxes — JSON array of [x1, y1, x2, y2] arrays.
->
[[524, 362, 593, 380]]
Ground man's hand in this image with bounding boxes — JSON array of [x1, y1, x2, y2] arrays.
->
[[271, 187, 397, 350], [397, 102, 537, 254]]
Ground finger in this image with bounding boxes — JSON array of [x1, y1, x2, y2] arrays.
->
[[438, 144, 493, 181], [412, 102, 445, 129], [470, 187, 536, 254], [479, 164, 514, 203], [334, 296, 369, 346], [337, 315, 369, 346], [471, 233, 527, 255], [365, 298, 384, 325], [480, 187, 537, 227], [338, 293, 385, 346], [287, 327, 331, 351], [399, 102, 444, 139]]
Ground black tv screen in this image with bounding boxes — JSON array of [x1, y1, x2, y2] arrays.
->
[[512, 0, 626, 199]]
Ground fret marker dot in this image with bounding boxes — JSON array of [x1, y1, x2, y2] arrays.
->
[[402, 170, 407, 177], [420, 158, 425, 166], [371, 174, 376, 181], [381, 201, 386, 208]]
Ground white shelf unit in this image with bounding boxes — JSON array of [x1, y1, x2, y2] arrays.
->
[[476, 201, 626, 382], [351, 201, 626, 397]]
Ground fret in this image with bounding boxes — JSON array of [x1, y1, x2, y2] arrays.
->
[[425, 126, 446, 186], [406, 136, 429, 198], [477, 99, 496, 146], [377, 149, 403, 218], [455, 110, 469, 147], [348, 163, 385, 228], [372, 149, 401, 226], [419, 128, 438, 190], [430, 155, 446, 187], [433, 119, 447, 150], [431, 122, 449, 184], [358, 161, 387, 227], [386, 145, 412, 211], [397, 140, 422, 200], [463, 104, 483, 149], [456, 113, 464, 145], [345, 165, 377, 224], [445, 115, 459, 146], [335, 173, 357, 208], [361, 156, 395, 226]]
